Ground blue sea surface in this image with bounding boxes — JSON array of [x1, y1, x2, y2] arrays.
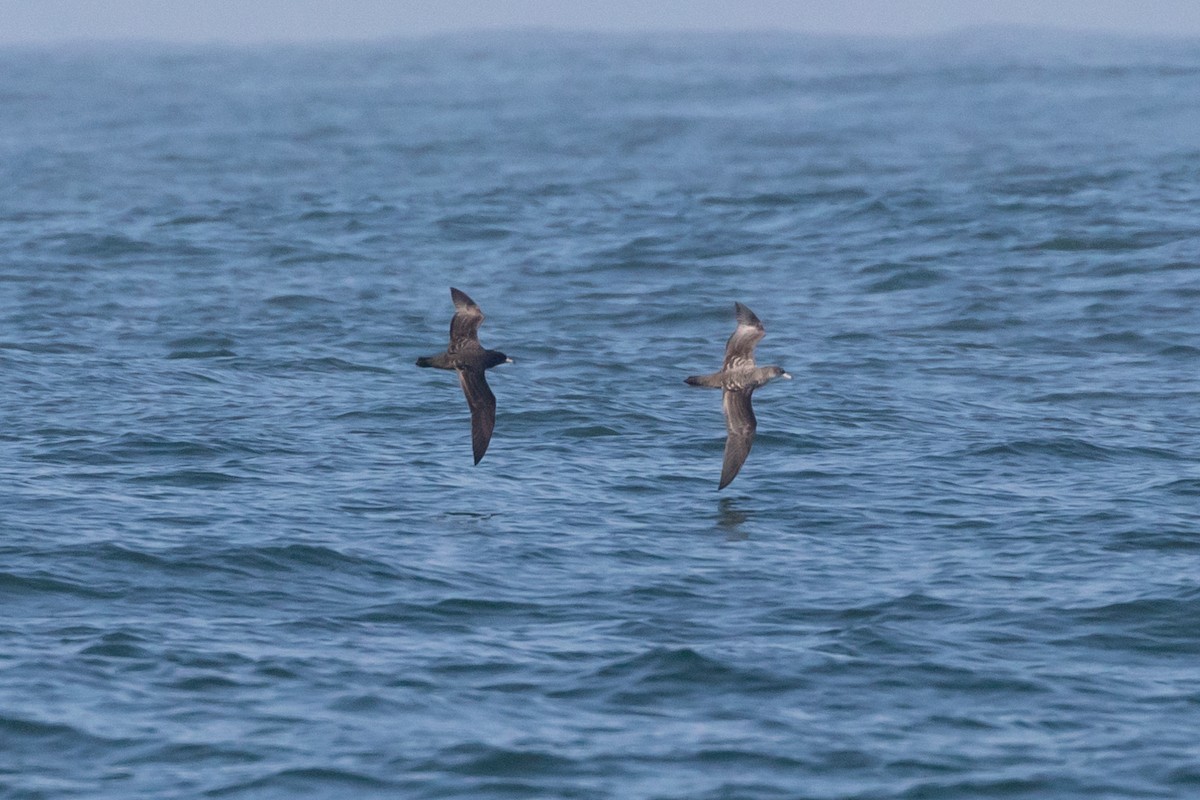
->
[[2, 29, 1200, 799]]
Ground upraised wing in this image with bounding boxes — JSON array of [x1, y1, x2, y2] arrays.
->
[[449, 287, 484, 351], [722, 302, 765, 370]]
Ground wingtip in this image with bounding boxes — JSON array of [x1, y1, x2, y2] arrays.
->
[[450, 287, 476, 307], [733, 302, 762, 328], [718, 461, 738, 490]]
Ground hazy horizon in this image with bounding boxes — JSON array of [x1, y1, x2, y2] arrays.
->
[[3, 0, 1200, 45]]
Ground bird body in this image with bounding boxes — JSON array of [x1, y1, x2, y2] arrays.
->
[[685, 302, 790, 489], [416, 288, 512, 464]]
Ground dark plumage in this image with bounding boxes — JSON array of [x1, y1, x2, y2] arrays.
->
[[685, 302, 791, 489], [416, 288, 512, 464]]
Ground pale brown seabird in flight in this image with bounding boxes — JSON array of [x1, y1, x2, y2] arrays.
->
[[685, 302, 791, 489]]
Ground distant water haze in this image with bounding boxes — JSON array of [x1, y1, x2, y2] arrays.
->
[[3, 0, 1200, 43]]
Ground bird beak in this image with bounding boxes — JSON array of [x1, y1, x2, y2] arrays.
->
[[505, 357, 514, 363], [781, 372, 793, 379]]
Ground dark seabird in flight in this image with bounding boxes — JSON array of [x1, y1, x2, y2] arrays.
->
[[685, 302, 791, 489], [416, 288, 513, 464]]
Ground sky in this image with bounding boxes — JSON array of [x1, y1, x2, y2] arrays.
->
[[2, 0, 1200, 44]]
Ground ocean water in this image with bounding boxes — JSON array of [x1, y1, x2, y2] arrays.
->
[[2, 29, 1200, 799]]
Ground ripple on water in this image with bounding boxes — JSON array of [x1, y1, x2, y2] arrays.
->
[[204, 767, 397, 797]]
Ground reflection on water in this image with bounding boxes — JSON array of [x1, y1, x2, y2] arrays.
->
[[716, 497, 749, 540]]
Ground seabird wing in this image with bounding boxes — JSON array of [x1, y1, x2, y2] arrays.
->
[[719, 388, 757, 489], [684, 372, 724, 388], [722, 302, 765, 370], [458, 367, 496, 465], [449, 287, 484, 350]]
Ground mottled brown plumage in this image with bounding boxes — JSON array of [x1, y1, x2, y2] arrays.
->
[[685, 302, 790, 489]]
